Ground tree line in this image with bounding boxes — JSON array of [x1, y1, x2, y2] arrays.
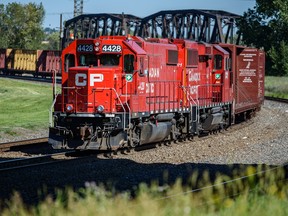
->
[[0, 2, 59, 50], [0, 1, 287, 76], [237, 0, 288, 76]]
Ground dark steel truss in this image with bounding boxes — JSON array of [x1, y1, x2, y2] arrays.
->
[[62, 9, 242, 48], [62, 13, 142, 48], [138, 10, 241, 44]]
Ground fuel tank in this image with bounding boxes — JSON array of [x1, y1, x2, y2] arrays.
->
[[140, 121, 172, 145]]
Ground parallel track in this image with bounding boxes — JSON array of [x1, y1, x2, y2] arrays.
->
[[264, 96, 288, 104], [0, 151, 77, 172], [0, 73, 61, 84], [0, 137, 48, 151]]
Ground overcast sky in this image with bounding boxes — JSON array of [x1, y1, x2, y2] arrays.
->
[[2, 0, 256, 28]]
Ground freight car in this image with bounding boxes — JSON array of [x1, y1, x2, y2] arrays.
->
[[0, 48, 61, 78], [220, 44, 265, 120], [48, 35, 265, 150]]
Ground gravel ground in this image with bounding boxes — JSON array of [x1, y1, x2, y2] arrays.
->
[[119, 100, 288, 166], [0, 100, 288, 206], [0, 127, 48, 144]]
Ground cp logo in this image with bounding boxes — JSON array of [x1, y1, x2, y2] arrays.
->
[[75, 73, 104, 86]]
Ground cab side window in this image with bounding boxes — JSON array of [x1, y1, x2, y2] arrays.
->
[[64, 54, 75, 72], [124, 54, 134, 73], [214, 54, 223, 70]]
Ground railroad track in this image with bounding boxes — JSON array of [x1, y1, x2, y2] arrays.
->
[[265, 96, 288, 104], [0, 96, 286, 172], [0, 118, 255, 158], [0, 151, 77, 172], [0, 117, 277, 172], [0, 73, 61, 84], [0, 137, 48, 151]]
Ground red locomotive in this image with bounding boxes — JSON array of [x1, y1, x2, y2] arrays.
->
[[48, 35, 265, 150]]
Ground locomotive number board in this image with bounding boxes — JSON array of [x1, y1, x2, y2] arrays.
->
[[77, 44, 94, 52], [102, 45, 122, 53]]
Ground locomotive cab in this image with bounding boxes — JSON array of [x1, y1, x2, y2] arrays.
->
[[211, 45, 231, 103]]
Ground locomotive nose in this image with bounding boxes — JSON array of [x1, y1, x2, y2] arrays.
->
[[67, 67, 117, 113]]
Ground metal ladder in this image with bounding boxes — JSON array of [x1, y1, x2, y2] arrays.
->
[[181, 86, 200, 133]]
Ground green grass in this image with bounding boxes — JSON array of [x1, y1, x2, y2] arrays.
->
[[0, 78, 52, 136], [265, 76, 288, 99], [1, 165, 287, 215]]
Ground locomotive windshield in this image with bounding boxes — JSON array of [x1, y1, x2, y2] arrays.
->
[[79, 54, 97, 66], [100, 54, 120, 66], [78, 54, 120, 67]]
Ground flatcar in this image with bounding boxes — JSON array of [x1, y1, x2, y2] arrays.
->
[[48, 35, 265, 150]]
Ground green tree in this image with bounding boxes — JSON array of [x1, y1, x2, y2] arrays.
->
[[268, 41, 288, 76], [238, 0, 288, 76], [42, 31, 61, 50], [0, 2, 45, 49], [0, 4, 9, 48]]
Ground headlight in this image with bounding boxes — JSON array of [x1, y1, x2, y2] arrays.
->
[[97, 105, 104, 113], [53, 115, 58, 122], [95, 42, 100, 52], [66, 104, 74, 112]]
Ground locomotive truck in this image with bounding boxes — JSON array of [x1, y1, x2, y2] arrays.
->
[[48, 35, 265, 150]]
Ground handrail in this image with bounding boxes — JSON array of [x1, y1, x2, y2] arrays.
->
[[93, 87, 131, 130], [181, 85, 200, 124], [60, 85, 131, 130], [49, 94, 59, 127]]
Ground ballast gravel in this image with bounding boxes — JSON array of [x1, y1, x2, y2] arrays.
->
[[0, 100, 288, 206], [101, 100, 288, 166]]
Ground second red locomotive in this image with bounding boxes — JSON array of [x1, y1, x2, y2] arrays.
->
[[48, 35, 265, 149]]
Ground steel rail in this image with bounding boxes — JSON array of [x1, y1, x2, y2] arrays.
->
[[0, 151, 76, 172], [0, 116, 260, 173], [0, 137, 48, 151], [264, 96, 288, 104], [0, 74, 62, 84]]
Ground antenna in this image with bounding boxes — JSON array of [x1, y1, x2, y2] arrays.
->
[[74, 0, 83, 17]]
